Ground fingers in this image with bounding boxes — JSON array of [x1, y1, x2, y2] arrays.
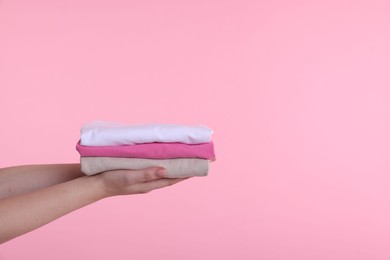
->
[[132, 177, 190, 194], [101, 167, 191, 196], [125, 167, 167, 184]]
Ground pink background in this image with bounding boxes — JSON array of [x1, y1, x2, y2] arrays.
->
[[1, 0, 390, 259]]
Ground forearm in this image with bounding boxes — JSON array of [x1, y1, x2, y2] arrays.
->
[[0, 164, 84, 199], [0, 175, 107, 244]]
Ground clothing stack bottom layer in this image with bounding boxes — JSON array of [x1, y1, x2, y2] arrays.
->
[[76, 121, 216, 178]]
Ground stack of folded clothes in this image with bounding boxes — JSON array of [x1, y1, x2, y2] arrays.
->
[[76, 121, 216, 178]]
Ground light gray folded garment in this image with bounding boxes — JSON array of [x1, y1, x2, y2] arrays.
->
[[80, 157, 210, 178]]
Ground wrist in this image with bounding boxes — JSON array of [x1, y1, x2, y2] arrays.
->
[[90, 174, 120, 198], [82, 175, 111, 200]]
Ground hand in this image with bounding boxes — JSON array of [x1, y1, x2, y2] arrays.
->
[[0, 165, 190, 244], [97, 167, 190, 197]]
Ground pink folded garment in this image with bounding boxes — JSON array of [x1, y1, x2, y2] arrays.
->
[[76, 141, 216, 161]]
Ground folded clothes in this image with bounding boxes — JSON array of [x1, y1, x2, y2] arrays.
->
[[76, 141, 216, 160], [80, 157, 210, 178], [80, 121, 213, 146]]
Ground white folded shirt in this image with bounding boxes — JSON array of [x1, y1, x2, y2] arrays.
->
[[80, 121, 214, 146]]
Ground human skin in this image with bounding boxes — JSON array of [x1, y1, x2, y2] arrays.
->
[[0, 164, 189, 244]]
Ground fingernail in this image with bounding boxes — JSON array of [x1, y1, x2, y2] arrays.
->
[[157, 169, 167, 176]]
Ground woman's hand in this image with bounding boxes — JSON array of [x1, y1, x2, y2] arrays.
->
[[98, 167, 190, 197], [0, 165, 190, 244]]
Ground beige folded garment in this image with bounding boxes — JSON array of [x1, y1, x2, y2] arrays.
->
[[80, 157, 210, 178]]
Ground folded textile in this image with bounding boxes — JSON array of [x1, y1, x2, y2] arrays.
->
[[80, 121, 213, 146], [80, 157, 210, 178], [76, 141, 216, 160]]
